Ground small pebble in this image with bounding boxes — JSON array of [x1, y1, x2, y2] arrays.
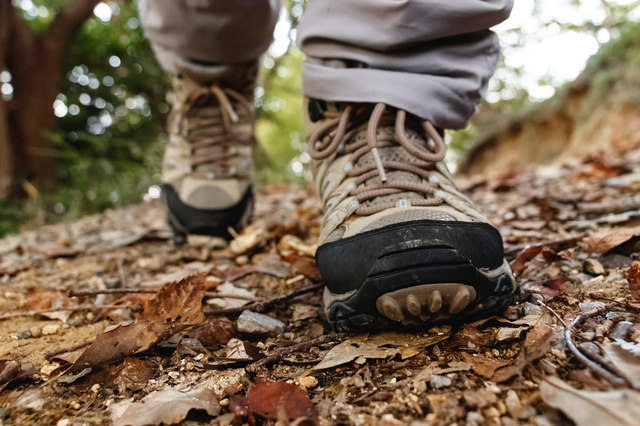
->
[[598, 253, 631, 270], [299, 376, 318, 388], [237, 310, 285, 336], [579, 301, 605, 313], [91, 383, 100, 393], [584, 259, 605, 275], [235, 255, 249, 266], [466, 411, 484, 426], [505, 390, 525, 419], [30, 326, 42, 338], [42, 324, 60, 335], [501, 416, 519, 426], [56, 419, 71, 426], [430, 374, 452, 389], [484, 407, 500, 418]]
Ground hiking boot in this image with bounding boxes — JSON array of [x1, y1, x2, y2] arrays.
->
[[305, 99, 517, 331], [162, 59, 258, 238]]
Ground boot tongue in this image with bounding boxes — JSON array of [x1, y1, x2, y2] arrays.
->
[[174, 57, 256, 89]]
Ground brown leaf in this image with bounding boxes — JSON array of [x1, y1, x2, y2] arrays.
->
[[461, 353, 508, 378], [191, 318, 236, 348], [491, 321, 553, 382], [604, 341, 640, 389], [540, 376, 640, 426], [112, 388, 220, 426], [109, 357, 157, 393], [66, 273, 205, 374], [230, 381, 318, 423], [582, 226, 640, 254], [510, 244, 543, 276], [628, 264, 640, 298]]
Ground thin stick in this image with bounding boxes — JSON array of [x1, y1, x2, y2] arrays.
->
[[565, 306, 627, 385], [536, 300, 568, 327], [504, 234, 585, 257], [204, 283, 323, 316], [204, 292, 261, 301], [0, 304, 136, 320], [247, 333, 346, 372], [68, 288, 157, 297], [44, 341, 93, 361]]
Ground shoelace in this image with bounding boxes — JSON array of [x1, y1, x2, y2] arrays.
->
[[178, 84, 253, 177], [308, 102, 448, 215]]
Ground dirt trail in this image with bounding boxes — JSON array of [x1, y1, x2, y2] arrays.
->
[[1, 144, 640, 425]]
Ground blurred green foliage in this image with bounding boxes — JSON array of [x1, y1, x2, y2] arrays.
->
[[1, 0, 638, 236]]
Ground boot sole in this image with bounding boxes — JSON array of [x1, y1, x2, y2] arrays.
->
[[322, 245, 517, 332]]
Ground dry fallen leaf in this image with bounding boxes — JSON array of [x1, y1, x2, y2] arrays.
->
[[604, 341, 640, 389], [313, 332, 449, 370], [491, 320, 553, 382], [540, 376, 640, 426], [582, 226, 640, 254], [66, 273, 205, 374], [230, 381, 318, 423], [461, 353, 509, 379], [628, 264, 640, 298], [112, 388, 220, 426]]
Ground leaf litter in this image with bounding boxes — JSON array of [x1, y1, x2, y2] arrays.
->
[[1, 143, 640, 425]]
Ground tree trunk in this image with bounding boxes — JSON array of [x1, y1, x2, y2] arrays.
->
[[0, 0, 101, 198], [0, 0, 13, 198]]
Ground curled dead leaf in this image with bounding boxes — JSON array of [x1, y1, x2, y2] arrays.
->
[[66, 273, 206, 374], [230, 381, 318, 423]]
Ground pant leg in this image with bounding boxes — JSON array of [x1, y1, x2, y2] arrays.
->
[[297, 0, 513, 129], [139, 0, 280, 72]]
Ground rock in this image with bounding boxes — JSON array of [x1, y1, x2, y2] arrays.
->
[[298, 376, 318, 388], [610, 321, 634, 341], [598, 253, 632, 270], [18, 329, 32, 339], [567, 273, 594, 284], [505, 390, 525, 419], [584, 258, 605, 275], [462, 389, 496, 410], [501, 416, 519, 426], [29, 326, 42, 338], [579, 301, 605, 312], [379, 414, 405, 426], [430, 374, 452, 389], [466, 411, 484, 426], [523, 302, 543, 316], [237, 310, 285, 336], [42, 324, 60, 335]]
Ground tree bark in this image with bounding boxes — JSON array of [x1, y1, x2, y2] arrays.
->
[[0, 0, 14, 198], [0, 0, 102, 198]]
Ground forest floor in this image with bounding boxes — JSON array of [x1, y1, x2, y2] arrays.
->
[[1, 143, 640, 426]]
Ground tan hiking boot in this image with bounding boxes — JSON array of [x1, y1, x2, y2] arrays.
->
[[162, 59, 258, 237], [305, 99, 517, 331]]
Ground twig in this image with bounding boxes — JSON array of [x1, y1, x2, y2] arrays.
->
[[204, 292, 261, 301], [0, 304, 137, 320], [247, 333, 346, 372], [504, 234, 585, 257], [565, 305, 627, 385], [204, 283, 323, 316], [68, 288, 157, 297], [44, 341, 93, 361], [588, 293, 640, 313], [117, 258, 128, 288], [536, 300, 568, 327]]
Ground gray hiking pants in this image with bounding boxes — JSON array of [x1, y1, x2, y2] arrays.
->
[[139, 0, 513, 129]]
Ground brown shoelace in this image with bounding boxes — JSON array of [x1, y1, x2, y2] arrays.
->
[[177, 84, 253, 178], [308, 103, 448, 215]]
